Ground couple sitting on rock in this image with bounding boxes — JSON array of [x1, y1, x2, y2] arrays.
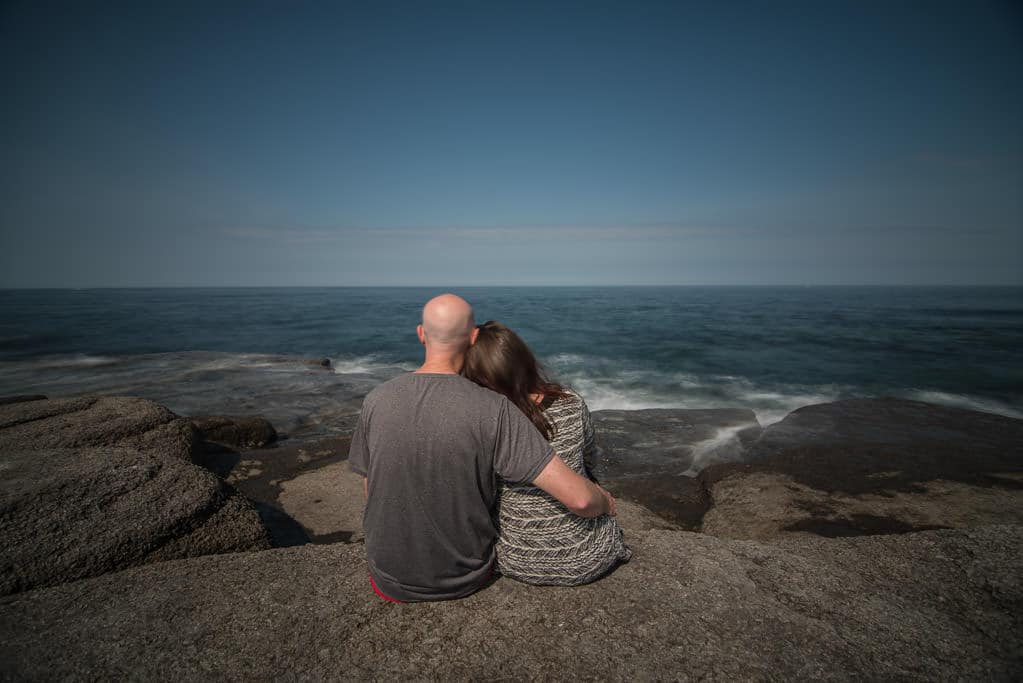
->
[[349, 293, 632, 602]]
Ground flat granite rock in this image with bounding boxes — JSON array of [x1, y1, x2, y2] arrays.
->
[[699, 398, 1023, 540], [591, 408, 761, 529], [0, 396, 272, 595], [278, 461, 366, 543], [1, 524, 1019, 680]]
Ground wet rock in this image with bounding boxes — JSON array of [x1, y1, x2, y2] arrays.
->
[[191, 415, 277, 448], [699, 398, 1023, 540], [0, 395, 46, 406], [591, 408, 760, 528], [1, 523, 1018, 680], [0, 396, 271, 596]]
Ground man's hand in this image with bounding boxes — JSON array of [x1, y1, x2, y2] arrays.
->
[[532, 455, 615, 518], [597, 484, 616, 517]]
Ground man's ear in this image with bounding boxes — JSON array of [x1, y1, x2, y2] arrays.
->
[[469, 326, 479, 346], [417, 324, 426, 346]]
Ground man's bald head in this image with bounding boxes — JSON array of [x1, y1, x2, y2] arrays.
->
[[419, 293, 476, 350]]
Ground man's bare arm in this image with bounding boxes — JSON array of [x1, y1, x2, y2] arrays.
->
[[363, 476, 367, 501], [532, 455, 615, 518]]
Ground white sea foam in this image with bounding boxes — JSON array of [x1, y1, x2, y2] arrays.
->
[[34, 354, 120, 369], [331, 355, 415, 375], [188, 355, 272, 372], [671, 373, 706, 389], [906, 390, 1023, 420], [331, 356, 378, 374], [547, 352, 586, 364], [557, 368, 847, 426], [737, 391, 843, 426], [565, 377, 683, 412], [685, 422, 759, 474]]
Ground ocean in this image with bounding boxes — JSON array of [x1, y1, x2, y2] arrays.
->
[[1, 286, 1020, 440]]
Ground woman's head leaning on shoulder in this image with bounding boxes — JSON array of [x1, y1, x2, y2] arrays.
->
[[462, 321, 569, 440]]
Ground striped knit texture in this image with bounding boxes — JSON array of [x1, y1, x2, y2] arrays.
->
[[495, 391, 631, 586]]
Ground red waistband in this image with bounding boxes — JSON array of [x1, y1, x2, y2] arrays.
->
[[369, 573, 403, 603], [368, 563, 496, 603]]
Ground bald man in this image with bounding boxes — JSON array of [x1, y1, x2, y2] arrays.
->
[[349, 293, 615, 602]]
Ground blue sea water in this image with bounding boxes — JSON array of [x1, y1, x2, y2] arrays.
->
[[1, 286, 1021, 440]]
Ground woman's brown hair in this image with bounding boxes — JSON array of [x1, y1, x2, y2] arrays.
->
[[463, 321, 568, 440]]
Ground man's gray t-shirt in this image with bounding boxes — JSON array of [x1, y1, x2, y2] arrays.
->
[[348, 372, 555, 602]]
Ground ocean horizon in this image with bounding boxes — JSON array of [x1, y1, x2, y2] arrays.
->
[[2, 285, 1021, 440], [3, 284, 1019, 289]]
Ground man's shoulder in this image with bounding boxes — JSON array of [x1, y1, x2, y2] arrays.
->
[[364, 373, 508, 411], [360, 374, 399, 404], [364, 372, 412, 395]]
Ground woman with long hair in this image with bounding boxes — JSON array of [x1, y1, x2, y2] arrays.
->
[[462, 321, 631, 586]]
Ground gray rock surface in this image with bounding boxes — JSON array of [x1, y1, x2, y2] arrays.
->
[[0, 396, 272, 595], [699, 398, 1023, 539], [591, 408, 761, 528], [1, 523, 1019, 680], [191, 414, 278, 448]]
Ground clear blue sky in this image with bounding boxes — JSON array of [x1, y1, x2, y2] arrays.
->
[[1, 0, 1020, 286]]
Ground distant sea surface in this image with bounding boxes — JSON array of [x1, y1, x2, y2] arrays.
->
[[1, 287, 1021, 440]]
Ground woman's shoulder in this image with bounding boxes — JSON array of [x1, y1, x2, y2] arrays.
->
[[546, 388, 587, 416]]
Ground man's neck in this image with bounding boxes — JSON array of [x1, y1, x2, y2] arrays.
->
[[416, 354, 464, 375]]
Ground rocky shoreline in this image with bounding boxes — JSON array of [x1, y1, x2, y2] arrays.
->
[[1, 393, 1021, 679]]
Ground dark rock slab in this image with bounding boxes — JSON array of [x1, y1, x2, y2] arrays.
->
[[743, 397, 1023, 491], [591, 408, 760, 528], [190, 415, 278, 448], [699, 398, 1023, 540], [0, 395, 46, 406], [1, 524, 1018, 679], [0, 396, 272, 595]]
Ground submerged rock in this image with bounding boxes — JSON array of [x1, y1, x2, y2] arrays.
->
[[1, 523, 1018, 679], [0, 396, 272, 596], [190, 415, 278, 448], [699, 398, 1023, 540]]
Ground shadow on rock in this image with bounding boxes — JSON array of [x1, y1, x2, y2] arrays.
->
[[783, 514, 951, 537], [251, 501, 312, 547], [192, 433, 361, 548]]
